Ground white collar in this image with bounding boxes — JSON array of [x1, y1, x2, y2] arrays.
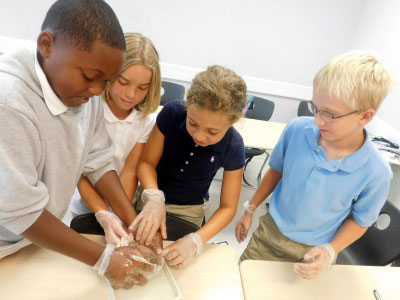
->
[[104, 103, 139, 123], [34, 51, 68, 116]]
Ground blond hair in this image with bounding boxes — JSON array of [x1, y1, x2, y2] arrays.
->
[[186, 65, 247, 123], [102, 32, 161, 118], [313, 50, 394, 112]]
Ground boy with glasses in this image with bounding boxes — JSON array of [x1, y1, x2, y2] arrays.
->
[[236, 51, 394, 279]]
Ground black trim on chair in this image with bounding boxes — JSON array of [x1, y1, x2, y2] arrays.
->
[[70, 212, 200, 241]]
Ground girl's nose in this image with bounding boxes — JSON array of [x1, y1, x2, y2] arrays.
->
[[193, 131, 206, 143], [126, 88, 135, 99]]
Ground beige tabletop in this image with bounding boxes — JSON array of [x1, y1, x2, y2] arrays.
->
[[0, 235, 243, 300], [234, 118, 286, 150], [240, 260, 400, 300]]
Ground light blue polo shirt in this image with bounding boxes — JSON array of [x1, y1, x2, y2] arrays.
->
[[268, 117, 392, 246]]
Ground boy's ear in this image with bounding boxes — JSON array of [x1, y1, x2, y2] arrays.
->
[[37, 31, 55, 59], [359, 108, 375, 126]]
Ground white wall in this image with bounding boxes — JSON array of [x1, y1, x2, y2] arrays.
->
[[111, 0, 363, 85], [0, 0, 366, 120], [0, 1, 398, 202], [351, 0, 400, 207], [0, 1, 398, 126], [352, 0, 400, 140]]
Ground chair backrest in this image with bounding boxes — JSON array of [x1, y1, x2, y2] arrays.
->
[[336, 200, 400, 266], [297, 100, 313, 117], [70, 213, 104, 235], [245, 96, 275, 121], [161, 81, 185, 106], [70, 212, 199, 241], [165, 213, 200, 241]]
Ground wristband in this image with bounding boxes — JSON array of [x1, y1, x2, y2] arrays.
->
[[188, 233, 203, 256], [142, 189, 165, 204], [93, 244, 115, 276], [320, 243, 335, 265], [244, 201, 256, 214]]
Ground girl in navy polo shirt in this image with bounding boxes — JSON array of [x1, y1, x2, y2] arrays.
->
[[131, 65, 247, 268]]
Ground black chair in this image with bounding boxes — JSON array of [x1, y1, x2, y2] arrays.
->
[[70, 212, 200, 241], [161, 81, 185, 106], [297, 100, 313, 117], [243, 95, 275, 186], [336, 200, 400, 266]]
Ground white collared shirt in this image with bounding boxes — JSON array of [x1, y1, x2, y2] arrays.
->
[[103, 103, 156, 173], [34, 52, 68, 115]]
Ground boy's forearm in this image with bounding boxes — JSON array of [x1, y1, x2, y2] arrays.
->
[[95, 170, 137, 225], [22, 209, 104, 266], [250, 167, 282, 208], [329, 217, 368, 253]]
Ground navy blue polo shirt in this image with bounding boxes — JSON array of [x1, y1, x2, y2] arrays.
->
[[156, 101, 245, 205]]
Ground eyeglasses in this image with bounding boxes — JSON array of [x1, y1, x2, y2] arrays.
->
[[307, 102, 359, 123]]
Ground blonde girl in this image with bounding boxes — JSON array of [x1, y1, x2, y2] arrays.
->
[[70, 32, 162, 245]]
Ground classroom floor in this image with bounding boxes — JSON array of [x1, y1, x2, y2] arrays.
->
[[62, 154, 269, 260]]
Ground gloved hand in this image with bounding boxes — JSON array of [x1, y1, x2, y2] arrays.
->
[[95, 210, 128, 245], [93, 244, 155, 288], [235, 201, 256, 243], [148, 231, 163, 256], [293, 243, 335, 280], [120, 231, 163, 257], [161, 232, 203, 268], [129, 189, 167, 246]]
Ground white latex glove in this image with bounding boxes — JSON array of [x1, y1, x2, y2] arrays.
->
[[161, 233, 203, 268], [235, 201, 256, 243], [293, 243, 335, 280], [95, 210, 128, 245], [129, 189, 167, 246], [93, 244, 155, 288]]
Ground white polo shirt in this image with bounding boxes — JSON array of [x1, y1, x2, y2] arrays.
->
[[103, 104, 156, 174], [69, 103, 156, 215]]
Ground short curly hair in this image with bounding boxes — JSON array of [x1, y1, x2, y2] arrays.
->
[[186, 65, 247, 123], [41, 0, 125, 51]]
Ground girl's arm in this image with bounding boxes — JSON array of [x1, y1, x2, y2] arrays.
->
[[197, 168, 243, 242], [94, 170, 137, 226], [77, 176, 109, 213], [119, 143, 145, 202], [137, 125, 165, 189], [131, 125, 167, 244]]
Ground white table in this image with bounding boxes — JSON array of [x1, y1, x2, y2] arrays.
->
[[234, 118, 286, 185], [0, 235, 243, 300], [234, 118, 286, 151], [240, 260, 400, 300]]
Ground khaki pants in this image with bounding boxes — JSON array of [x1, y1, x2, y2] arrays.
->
[[134, 187, 207, 228], [240, 213, 313, 263]]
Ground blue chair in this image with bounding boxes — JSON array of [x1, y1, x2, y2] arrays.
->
[[161, 80, 185, 105], [243, 96, 275, 186], [336, 200, 400, 266], [297, 100, 313, 117]]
